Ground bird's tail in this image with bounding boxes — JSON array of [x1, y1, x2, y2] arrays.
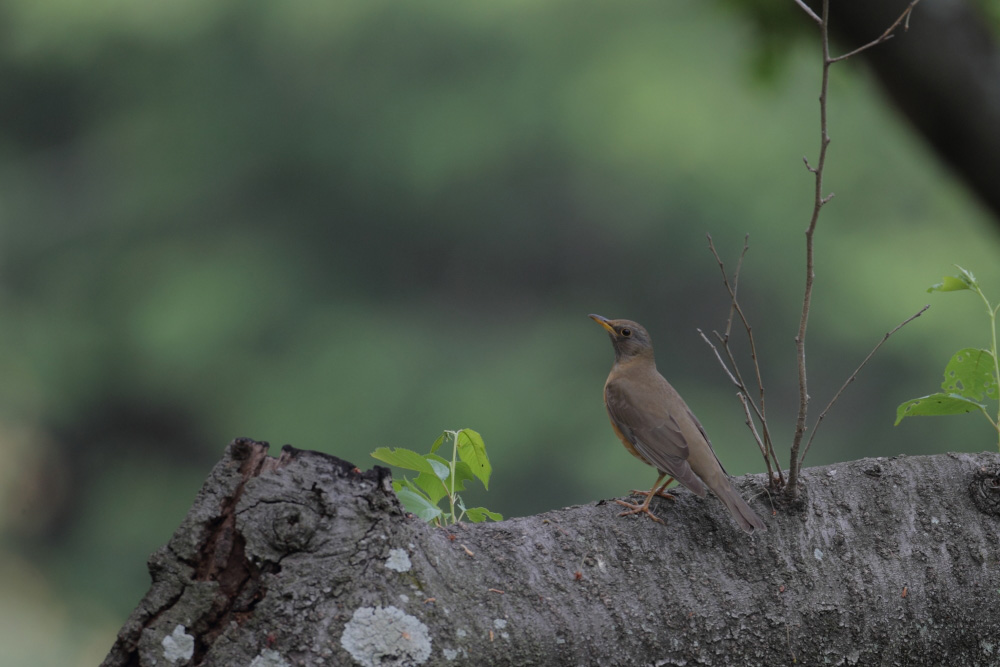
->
[[713, 479, 767, 534]]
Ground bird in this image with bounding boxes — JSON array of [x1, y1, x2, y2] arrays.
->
[[589, 314, 766, 533]]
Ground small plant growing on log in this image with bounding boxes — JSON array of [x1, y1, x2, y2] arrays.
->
[[372, 428, 503, 525], [896, 266, 1000, 450]]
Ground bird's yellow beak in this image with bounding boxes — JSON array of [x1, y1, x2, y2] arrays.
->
[[588, 313, 616, 334]]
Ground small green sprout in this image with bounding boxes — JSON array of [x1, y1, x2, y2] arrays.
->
[[896, 266, 1000, 449], [372, 428, 503, 525]]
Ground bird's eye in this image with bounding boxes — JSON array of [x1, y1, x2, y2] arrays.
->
[[620, 328, 632, 337]]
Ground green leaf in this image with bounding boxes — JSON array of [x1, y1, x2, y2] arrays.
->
[[895, 393, 987, 425], [929, 266, 976, 293], [955, 265, 978, 287], [928, 276, 969, 293], [392, 477, 416, 494], [412, 471, 448, 504], [371, 447, 436, 474], [394, 476, 440, 505], [427, 458, 450, 481], [429, 432, 447, 454], [396, 487, 443, 522], [456, 428, 492, 489], [940, 348, 997, 402], [464, 507, 504, 523], [426, 454, 475, 493]]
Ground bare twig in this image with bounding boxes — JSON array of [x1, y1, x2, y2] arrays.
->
[[697, 328, 740, 388], [701, 235, 784, 485], [786, 0, 921, 497], [698, 329, 778, 485], [723, 235, 751, 341], [739, 392, 769, 462], [793, 0, 822, 25], [787, 0, 832, 496], [798, 305, 930, 464], [698, 326, 765, 433], [706, 235, 768, 422], [830, 0, 922, 63]]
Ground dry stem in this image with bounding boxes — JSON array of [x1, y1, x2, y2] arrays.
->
[[700, 234, 784, 485], [786, 0, 921, 497]]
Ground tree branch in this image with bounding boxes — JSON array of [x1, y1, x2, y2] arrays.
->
[[787, 0, 922, 497], [703, 235, 783, 485], [101, 440, 1000, 666]]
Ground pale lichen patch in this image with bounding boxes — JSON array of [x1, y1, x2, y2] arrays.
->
[[340, 605, 431, 666], [386, 548, 412, 572], [161, 625, 194, 663]]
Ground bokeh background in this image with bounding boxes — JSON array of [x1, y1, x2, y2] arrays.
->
[[2, 1, 999, 665]]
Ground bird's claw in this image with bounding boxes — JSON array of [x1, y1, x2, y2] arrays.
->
[[614, 499, 665, 524]]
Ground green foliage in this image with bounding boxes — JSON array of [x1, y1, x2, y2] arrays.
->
[[896, 267, 1000, 449], [371, 429, 502, 525]]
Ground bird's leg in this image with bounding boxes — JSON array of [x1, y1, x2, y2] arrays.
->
[[616, 473, 671, 523], [629, 476, 675, 500]]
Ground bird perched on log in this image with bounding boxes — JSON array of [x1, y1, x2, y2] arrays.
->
[[589, 314, 766, 534]]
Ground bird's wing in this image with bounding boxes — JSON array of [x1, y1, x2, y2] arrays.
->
[[605, 381, 706, 496], [685, 407, 727, 475]]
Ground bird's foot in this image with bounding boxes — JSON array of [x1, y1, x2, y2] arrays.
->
[[614, 498, 664, 524]]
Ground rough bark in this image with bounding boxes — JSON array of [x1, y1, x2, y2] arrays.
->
[[101, 438, 1000, 667]]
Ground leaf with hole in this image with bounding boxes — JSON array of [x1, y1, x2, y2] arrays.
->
[[940, 348, 997, 402]]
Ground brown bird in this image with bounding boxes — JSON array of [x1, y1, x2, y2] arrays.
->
[[589, 314, 766, 533]]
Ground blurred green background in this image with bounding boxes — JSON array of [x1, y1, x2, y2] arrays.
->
[[2, 1, 999, 665]]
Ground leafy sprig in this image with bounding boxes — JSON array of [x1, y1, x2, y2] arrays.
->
[[895, 266, 1000, 449], [372, 428, 502, 525]]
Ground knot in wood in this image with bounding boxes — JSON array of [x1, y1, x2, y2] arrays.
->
[[267, 503, 320, 553], [969, 464, 1000, 517]]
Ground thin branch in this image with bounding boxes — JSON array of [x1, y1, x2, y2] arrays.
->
[[830, 0, 922, 63], [723, 234, 751, 340], [793, 0, 822, 25], [698, 328, 740, 388], [798, 305, 930, 464], [706, 235, 769, 422], [698, 326, 765, 433], [701, 236, 785, 484], [787, 0, 922, 497], [787, 0, 832, 497], [699, 329, 778, 484], [739, 392, 769, 463], [712, 329, 782, 482]]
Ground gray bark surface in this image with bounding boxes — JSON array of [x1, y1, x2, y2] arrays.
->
[[102, 438, 1000, 666]]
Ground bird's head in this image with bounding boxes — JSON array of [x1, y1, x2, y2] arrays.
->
[[588, 314, 655, 362]]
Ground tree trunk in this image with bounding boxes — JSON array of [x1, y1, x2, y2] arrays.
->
[[101, 438, 1000, 666]]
